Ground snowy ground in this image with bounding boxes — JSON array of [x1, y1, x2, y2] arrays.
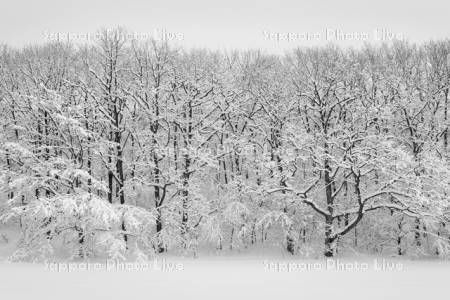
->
[[0, 227, 448, 299], [0, 253, 448, 300]]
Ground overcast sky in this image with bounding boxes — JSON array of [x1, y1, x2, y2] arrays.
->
[[2, 0, 450, 52]]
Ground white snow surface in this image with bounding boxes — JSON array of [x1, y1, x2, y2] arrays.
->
[[0, 253, 448, 300]]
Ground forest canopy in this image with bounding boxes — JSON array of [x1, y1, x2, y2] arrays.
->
[[1, 29, 450, 260]]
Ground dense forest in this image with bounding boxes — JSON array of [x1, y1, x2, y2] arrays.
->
[[1, 29, 450, 260]]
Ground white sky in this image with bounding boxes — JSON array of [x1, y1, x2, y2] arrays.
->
[[1, 0, 450, 53]]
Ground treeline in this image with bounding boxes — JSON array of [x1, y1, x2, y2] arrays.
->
[[1, 29, 450, 260]]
